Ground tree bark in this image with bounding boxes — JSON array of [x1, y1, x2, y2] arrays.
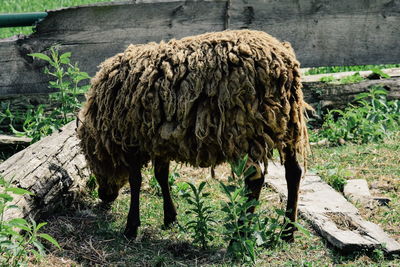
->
[[0, 121, 90, 221]]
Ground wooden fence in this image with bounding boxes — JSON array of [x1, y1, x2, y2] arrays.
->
[[1, 0, 399, 96]]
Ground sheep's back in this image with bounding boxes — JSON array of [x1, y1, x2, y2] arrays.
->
[[83, 30, 308, 168]]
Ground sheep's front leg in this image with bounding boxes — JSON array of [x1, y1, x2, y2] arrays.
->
[[124, 164, 143, 239], [154, 158, 177, 228], [283, 147, 302, 242]]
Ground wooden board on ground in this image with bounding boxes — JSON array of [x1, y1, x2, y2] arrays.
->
[[265, 163, 400, 255], [0, 121, 90, 221]]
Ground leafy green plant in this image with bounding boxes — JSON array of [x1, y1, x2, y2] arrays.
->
[[86, 174, 99, 199], [0, 177, 60, 266], [315, 87, 400, 144], [319, 75, 335, 83], [324, 167, 352, 192], [339, 72, 364, 84], [371, 68, 390, 79], [220, 155, 307, 264], [35, 48, 90, 124], [182, 181, 216, 249], [148, 165, 188, 196], [220, 180, 259, 263], [7, 47, 89, 143]]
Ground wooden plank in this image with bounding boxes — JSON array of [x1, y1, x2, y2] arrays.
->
[[265, 163, 400, 254], [0, 1, 227, 96], [1, 0, 400, 96], [230, 0, 400, 67]]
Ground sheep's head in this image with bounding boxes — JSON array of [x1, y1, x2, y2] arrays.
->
[[77, 112, 128, 203], [96, 173, 127, 203]]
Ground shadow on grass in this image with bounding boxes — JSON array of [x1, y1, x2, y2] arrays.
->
[[41, 200, 227, 266]]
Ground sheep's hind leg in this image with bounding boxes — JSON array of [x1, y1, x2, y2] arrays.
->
[[154, 158, 177, 228], [228, 161, 264, 247], [244, 161, 265, 214], [124, 164, 143, 239], [282, 147, 302, 242]]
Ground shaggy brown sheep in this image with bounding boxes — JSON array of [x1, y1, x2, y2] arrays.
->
[[77, 29, 309, 240]]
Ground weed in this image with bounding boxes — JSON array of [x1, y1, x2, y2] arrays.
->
[[339, 72, 364, 84], [220, 181, 259, 263], [315, 166, 351, 192], [371, 248, 385, 262], [30, 47, 90, 124], [86, 175, 98, 199], [220, 155, 305, 264], [371, 68, 390, 79], [182, 181, 216, 249], [314, 87, 400, 144], [148, 165, 189, 197], [0, 177, 60, 266], [319, 75, 335, 83], [4, 47, 90, 143]]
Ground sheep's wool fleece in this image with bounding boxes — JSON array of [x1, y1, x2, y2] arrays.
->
[[78, 30, 309, 173]]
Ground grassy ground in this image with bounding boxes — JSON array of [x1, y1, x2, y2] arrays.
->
[[2, 1, 399, 266], [32, 134, 400, 266]]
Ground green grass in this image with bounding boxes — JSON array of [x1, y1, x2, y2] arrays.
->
[[0, 0, 117, 38], [309, 134, 400, 240], [35, 150, 400, 266]]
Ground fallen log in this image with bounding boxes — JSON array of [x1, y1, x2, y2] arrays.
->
[[302, 76, 400, 112], [0, 121, 90, 221]]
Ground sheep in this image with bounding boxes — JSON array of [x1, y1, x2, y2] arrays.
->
[[77, 29, 309, 241]]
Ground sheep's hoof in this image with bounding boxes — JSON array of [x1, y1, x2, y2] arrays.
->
[[98, 201, 112, 211], [161, 222, 176, 230], [162, 218, 177, 230], [123, 227, 138, 239], [281, 233, 295, 243], [281, 225, 296, 242]]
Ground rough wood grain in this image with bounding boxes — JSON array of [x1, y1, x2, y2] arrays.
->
[[302, 77, 400, 111], [230, 0, 400, 67], [1, 0, 399, 96], [0, 121, 90, 221], [266, 163, 400, 255]]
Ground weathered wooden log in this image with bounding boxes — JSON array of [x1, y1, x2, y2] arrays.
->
[[0, 135, 31, 160], [1, 0, 399, 96], [303, 77, 400, 112], [0, 121, 90, 221]]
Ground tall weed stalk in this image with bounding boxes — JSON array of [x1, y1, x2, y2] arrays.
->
[[312, 87, 400, 144], [5, 47, 90, 143]]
